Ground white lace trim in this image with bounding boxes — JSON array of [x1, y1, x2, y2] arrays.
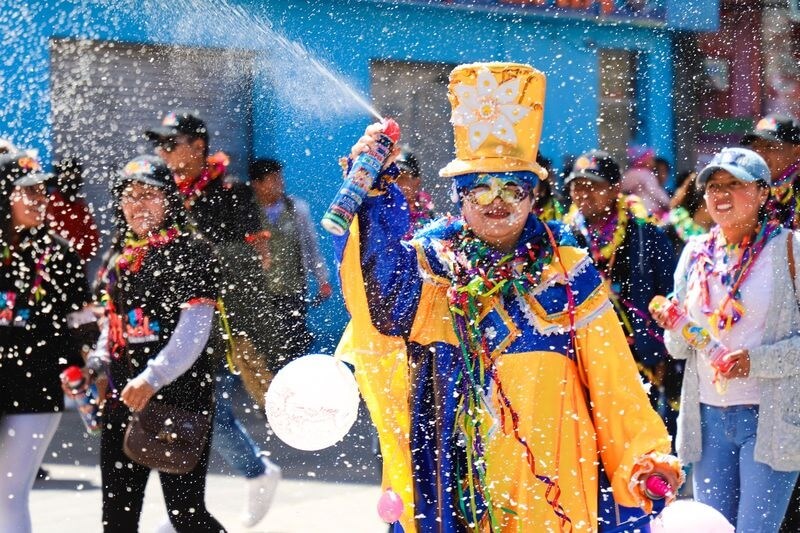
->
[[516, 291, 612, 337], [528, 252, 593, 298]]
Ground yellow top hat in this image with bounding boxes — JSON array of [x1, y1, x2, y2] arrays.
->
[[439, 62, 547, 179]]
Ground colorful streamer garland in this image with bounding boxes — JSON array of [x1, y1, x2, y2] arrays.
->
[[767, 160, 800, 229], [565, 194, 653, 275], [444, 223, 573, 531], [668, 206, 708, 243], [117, 225, 181, 273], [2, 236, 54, 307], [688, 219, 783, 336]]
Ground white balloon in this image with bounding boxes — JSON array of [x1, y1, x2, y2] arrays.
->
[[264, 354, 360, 451], [651, 500, 734, 533]]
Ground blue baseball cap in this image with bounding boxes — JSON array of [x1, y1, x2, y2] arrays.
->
[[696, 147, 771, 188]]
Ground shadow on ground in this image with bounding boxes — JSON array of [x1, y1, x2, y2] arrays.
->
[[40, 378, 381, 487]]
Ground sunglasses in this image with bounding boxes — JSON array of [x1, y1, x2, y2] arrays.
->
[[466, 180, 529, 206]]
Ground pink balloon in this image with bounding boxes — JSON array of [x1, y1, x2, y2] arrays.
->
[[377, 488, 404, 523]]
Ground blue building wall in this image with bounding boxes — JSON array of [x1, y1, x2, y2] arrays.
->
[[0, 0, 717, 349]]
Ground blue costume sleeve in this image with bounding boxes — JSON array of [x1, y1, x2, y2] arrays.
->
[[335, 184, 422, 338]]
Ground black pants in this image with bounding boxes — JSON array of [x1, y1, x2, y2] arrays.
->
[[100, 402, 225, 533]]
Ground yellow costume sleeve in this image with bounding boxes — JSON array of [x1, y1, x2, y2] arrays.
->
[[575, 299, 677, 512], [333, 216, 416, 533]]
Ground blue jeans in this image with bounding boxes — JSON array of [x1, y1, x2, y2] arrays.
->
[[694, 404, 798, 532], [212, 371, 266, 479]]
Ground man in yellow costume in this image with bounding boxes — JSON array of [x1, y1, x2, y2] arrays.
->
[[334, 63, 682, 532]]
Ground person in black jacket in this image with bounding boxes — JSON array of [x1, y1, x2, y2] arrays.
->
[[0, 152, 96, 532], [146, 111, 281, 528], [89, 155, 225, 532], [563, 150, 679, 441]]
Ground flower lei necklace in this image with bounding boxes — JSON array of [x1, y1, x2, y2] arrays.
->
[[176, 151, 229, 200], [445, 224, 572, 531], [116, 225, 182, 273], [566, 195, 651, 274], [689, 219, 782, 335], [669, 206, 707, 242]]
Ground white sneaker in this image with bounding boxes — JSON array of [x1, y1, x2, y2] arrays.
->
[[154, 517, 177, 533], [240, 457, 282, 527]]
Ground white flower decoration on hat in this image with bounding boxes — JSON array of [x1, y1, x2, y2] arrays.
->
[[451, 68, 531, 151]]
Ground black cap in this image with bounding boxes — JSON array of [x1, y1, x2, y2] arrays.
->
[[741, 114, 800, 146], [115, 155, 174, 190], [395, 147, 420, 178], [0, 152, 51, 187], [565, 150, 621, 186], [144, 110, 208, 143]]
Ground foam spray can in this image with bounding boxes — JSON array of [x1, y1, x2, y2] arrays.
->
[[643, 473, 675, 501], [321, 119, 401, 236], [61, 365, 102, 436], [649, 296, 735, 393]]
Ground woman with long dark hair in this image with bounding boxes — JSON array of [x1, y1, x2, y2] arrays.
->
[[0, 152, 95, 532], [89, 154, 225, 532]]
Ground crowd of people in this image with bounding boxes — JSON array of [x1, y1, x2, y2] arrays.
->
[[0, 111, 331, 532], [334, 63, 800, 532], [2, 57, 800, 533]]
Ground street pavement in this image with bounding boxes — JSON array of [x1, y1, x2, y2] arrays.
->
[[30, 387, 388, 532]]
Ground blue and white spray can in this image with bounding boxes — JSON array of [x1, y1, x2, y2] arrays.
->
[[321, 119, 401, 236]]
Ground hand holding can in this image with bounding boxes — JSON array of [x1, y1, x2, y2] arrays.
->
[[321, 119, 401, 236]]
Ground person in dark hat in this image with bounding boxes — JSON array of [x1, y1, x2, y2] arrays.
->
[[87, 154, 226, 532], [0, 152, 96, 532], [564, 150, 679, 439], [741, 114, 800, 229], [145, 111, 281, 529]]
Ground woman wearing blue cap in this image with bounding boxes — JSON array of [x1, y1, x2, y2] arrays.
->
[[654, 147, 800, 531]]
